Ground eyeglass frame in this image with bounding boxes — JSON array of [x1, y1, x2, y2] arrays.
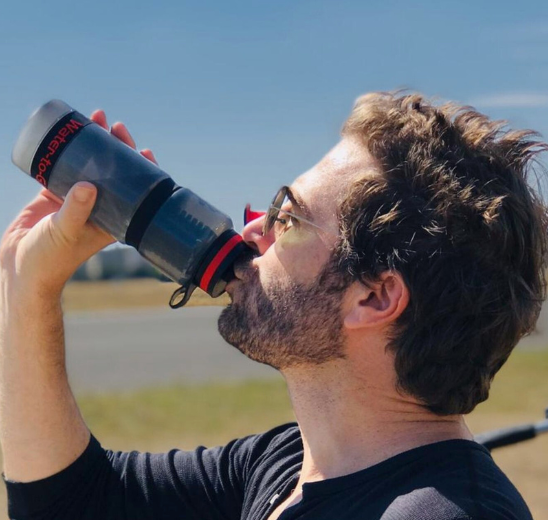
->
[[262, 185, 333, 237]]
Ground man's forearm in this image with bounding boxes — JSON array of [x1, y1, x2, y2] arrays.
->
[[0, 282, 89, 482]]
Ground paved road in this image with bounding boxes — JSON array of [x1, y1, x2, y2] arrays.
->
[[65, 301, 548, 395], [65, 307, 279, 394]]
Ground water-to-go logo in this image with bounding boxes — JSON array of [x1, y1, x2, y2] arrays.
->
[[31, 112, 89, 187]]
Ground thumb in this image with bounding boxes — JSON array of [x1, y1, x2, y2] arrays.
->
[[53, 182, 97, 241]]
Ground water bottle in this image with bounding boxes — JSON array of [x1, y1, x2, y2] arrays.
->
[[12, 100, 252, 307]]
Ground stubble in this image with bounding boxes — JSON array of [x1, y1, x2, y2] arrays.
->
[[218, 255, 350, 370]]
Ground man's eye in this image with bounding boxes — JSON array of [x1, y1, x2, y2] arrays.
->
[[275, 213, 299, 233], [288, 215, 299, 227]]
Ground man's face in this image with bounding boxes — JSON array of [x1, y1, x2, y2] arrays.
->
[[218, 138, 372, 370]]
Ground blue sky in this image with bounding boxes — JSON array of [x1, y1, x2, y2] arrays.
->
[[2, 0, 548, 234]]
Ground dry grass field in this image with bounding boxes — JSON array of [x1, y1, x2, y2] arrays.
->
[[62, 278, 230, 311], [0, 280, 546, 518]]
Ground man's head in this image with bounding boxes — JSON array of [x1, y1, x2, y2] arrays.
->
[[219, 91, 548, 416], [218, 139, 370, 370]]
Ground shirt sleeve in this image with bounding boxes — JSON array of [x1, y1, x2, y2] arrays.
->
[[4, 433, 254, 520]]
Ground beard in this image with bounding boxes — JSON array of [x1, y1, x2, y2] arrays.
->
[[218, 254, 350, 370]]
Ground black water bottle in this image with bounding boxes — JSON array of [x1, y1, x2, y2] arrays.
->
[[12, 100, 251, 307]]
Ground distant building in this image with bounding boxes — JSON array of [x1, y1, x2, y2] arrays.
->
[[72, 246, 166, 281]]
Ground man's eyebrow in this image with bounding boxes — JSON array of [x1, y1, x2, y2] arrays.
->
[[285, 186, 313, 220]]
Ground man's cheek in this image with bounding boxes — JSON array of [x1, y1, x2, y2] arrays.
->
[[275, 239, 330, 283], [273, 237, 312, 276], [275, 230, 316, 249]]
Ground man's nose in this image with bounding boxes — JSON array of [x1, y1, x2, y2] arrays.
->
[[241, 204, 273, 254]]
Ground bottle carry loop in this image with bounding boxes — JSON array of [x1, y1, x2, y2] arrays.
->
[[170, 283, 197, 309]]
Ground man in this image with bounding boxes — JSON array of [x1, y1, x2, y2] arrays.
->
[[0, 92, 545, 519]]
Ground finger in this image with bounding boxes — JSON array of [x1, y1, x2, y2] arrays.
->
[[53, 182, 97, 241], [41, 189, 63, 205], [140, 149, 158, 164], [90, 110, 108, 130], [111, 122, 137, 149]]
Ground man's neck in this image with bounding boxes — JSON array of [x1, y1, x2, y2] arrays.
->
[[282, 359, 473, 485]]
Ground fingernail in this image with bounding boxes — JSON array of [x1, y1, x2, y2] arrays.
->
[[74, 187, 93, 203]]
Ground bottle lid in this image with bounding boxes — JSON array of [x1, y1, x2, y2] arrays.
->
[[12, 100, 74, 174], [193, 229, 250, 297]]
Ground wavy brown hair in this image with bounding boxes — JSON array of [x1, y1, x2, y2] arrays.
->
[[338, 92, 548, 415]]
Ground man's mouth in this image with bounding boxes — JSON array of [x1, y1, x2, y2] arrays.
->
[[233, 252, 258, 283], [225, 278, 241, 294]]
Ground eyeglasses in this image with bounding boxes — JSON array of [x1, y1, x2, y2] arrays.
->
[[245, 186, 333, 238]]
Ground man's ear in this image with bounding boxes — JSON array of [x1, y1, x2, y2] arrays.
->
[[344, 272, 409, 330]]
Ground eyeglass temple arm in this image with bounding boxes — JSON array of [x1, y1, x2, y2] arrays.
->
[[244, 204, 266, 226]]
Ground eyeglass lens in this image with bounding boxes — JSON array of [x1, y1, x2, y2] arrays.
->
[[263, 186, 288, 236]]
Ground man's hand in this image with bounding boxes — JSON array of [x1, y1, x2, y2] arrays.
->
[[0, 184, 113, 298]]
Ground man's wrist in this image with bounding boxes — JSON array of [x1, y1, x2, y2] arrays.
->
[[1, 274, 64, 317]]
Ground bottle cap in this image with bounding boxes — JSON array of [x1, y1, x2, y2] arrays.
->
[[12, 100, 73, 174]]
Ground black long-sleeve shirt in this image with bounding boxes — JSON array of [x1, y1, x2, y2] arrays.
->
[[4, 423, 533, 519]]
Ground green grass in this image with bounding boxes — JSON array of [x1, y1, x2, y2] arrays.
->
[[470, 347, 548, 421], [79, 378, 294, 451]]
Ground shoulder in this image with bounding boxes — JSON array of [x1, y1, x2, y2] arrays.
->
[[381, 440, 533, 520], [381, 487, 472, 520]]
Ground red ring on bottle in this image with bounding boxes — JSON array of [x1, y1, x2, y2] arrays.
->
[[198, 234, 244, 292]]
